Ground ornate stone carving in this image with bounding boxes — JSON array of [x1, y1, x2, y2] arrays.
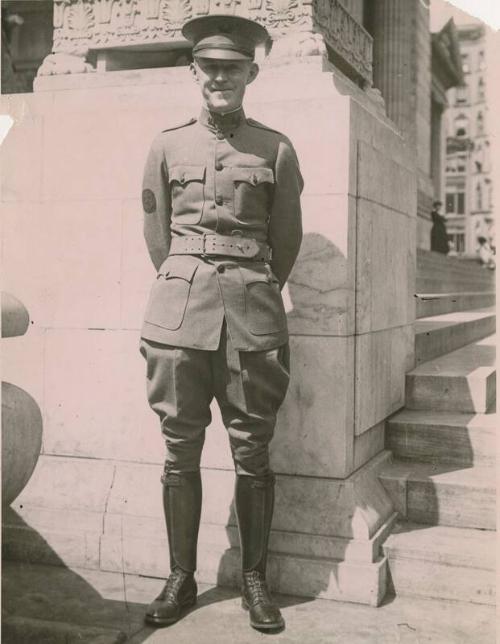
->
[[265, 0, 299, 32], [39, 0, 372, 85], [161, 0, 192, 33], [270, 31, 326, 58], [312, 0, 372, 84], [38, 52, 95, 75], [67, 0, 95, 34]]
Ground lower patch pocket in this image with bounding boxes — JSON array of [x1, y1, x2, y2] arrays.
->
[[144, 262, 198, 331], [244, 276, 286, 335]]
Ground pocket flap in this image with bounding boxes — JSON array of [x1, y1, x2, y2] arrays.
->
[[232, 167, 274, 186], [159, 258, 198, 282], [170, 165, 206, 185], [240, 266, 278, 286]]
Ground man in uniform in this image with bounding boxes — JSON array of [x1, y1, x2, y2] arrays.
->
[[139, 14, 303, 631]]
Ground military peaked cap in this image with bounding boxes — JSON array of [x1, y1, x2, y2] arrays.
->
[[182, 15, 269, 61]]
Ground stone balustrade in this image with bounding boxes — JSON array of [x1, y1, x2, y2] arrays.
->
[[39, 0, 372, 85]]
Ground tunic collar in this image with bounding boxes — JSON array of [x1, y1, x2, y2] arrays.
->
[[199, 106, 245, 133]]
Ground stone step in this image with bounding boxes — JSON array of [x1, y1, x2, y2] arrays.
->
[[417, 278, 494, 295], [415, 291, 495, 318], [416, 249, 495, 294], [383, 522, 495, 605], [379, 459, 495, 530], [406, 335, 496, 413], [386, 409, 496, 467], [415, 308, 495, 364]]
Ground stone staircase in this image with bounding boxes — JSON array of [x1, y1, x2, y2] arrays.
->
[[379, 252, 496, 606]]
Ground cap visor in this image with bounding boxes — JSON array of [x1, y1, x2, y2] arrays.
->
[[194, 49, 252, 61]]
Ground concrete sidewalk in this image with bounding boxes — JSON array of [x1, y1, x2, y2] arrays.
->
[[2, 561, 495, 643]]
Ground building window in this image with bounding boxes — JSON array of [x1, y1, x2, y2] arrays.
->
[[475, 161, 482, 173], [446, 193, 454, 213], [446, 192, 465, 214], [448, 233, 465, 253], [457, 192, 465, 214], [478, 78, 485, 102], [461, 53, 469, 73], [478, 50, 485, 70], [476, 183, 483, 210], [455, 85, 468, 104], [454, 113, 468, 137], [477, 111, 484, 135]]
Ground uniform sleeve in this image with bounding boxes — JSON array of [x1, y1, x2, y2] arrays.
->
[[268, 138, 304, 288], [142, 134, 171, 271]]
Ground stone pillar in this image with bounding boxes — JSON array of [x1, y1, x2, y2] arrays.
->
[[370, 0, 415, 142], [431, 98, 444, 200], [370, 0, 433, 252]]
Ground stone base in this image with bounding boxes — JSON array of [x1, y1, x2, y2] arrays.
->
[[4, 451, 396, 607]]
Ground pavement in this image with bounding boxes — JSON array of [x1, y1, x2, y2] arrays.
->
[[1, 560, 495, 644]]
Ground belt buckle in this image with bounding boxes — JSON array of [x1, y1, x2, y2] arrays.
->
[[230, 230, 258, 258]]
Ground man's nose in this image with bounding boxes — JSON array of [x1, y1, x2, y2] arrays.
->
[[213, 66, 228, 81]]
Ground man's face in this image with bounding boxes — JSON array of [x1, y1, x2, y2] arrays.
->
[[190, 58, 259, 113]]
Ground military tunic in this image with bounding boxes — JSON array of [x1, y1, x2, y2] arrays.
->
[[140, 106, 303, 476], [141, 107, 303, 351]]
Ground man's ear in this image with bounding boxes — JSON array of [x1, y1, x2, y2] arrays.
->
[[190, 61, 198, 83], [246, 62, 259, 85]]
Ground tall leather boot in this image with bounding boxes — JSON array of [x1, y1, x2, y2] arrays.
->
[[145, 471, 201, 627], [235, 474, 285, 631]]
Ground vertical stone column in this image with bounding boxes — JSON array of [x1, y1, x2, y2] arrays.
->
[[371, 0, 433, 248], [430, 98, 444, 200], [371, 0, 415, 143]]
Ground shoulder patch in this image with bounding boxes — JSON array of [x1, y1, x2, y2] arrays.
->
[[247, 118, 282, 136], [162, 117, 197, 133]]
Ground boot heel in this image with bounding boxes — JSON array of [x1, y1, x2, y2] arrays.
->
[[182, 594, 197, 609]]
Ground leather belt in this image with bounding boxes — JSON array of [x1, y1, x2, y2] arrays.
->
[[169, 234, 271, 261]]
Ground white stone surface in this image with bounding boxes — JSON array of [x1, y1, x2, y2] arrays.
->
[[41, 329, 162, 462], [355, 199, 416, 334], [2, 200, 123, 329], [0, 106, 44, 202], [354, 325, 414, 435], [270, 336, 355, 478]]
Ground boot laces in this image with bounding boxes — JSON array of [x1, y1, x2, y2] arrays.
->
[[245, 571, 272, 605], [161, 569, 189, 601]]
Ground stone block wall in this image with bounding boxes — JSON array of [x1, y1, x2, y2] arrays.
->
[[1, 56, 416, 604]]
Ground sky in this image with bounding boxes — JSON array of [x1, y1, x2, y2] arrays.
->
[[446, 0, 500, 30]]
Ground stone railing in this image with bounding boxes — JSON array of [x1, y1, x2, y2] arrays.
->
[[38, 0, 372, 85]]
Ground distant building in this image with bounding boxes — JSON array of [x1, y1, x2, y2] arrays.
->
[[443, 21, 495, 254], [430, 18, 463, 207]]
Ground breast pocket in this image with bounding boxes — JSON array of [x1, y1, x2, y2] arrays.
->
[[232, 167, 274, 225], [144, 259, 198, 330], [243, 270, 286, 335], [170, 165, 206, 225]]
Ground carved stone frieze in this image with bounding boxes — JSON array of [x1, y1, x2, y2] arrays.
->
[[41, 0, 372, 84], [312, 0, 372, 83]]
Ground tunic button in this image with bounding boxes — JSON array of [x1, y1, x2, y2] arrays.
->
[[215, 162, 223, 171], [217, 265, 226, 274], [252, 174, 258, 185], [216, 131, 225, 140], [215, 195, 223, 206]]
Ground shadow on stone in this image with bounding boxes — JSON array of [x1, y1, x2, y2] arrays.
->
[[2, 509, 151, 643], [211, 232, 394, 607]]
